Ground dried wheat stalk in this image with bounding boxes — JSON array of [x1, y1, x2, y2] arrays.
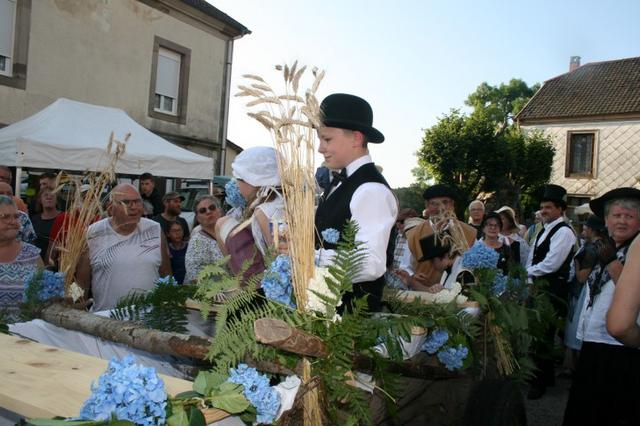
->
[[429, 206, 471, 255], [237, 61, 324, 311], [56, 132, 127, 294], [238, 61, 324, 426]]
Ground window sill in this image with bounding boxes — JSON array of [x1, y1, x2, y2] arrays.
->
[[0, 73, 26, 90], [148, 108, 186, 124], [565, 174, 594, 179]]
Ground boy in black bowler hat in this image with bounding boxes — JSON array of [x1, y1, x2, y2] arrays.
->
[[314, 93, 397, 312]]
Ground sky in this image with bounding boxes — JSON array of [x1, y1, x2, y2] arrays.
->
[[212, 0, 640, 188]]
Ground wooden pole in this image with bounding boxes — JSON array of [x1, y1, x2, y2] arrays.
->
[[39, 304, 458, 381], [254, 318, 328, 358], [39, 303, 211, 359]]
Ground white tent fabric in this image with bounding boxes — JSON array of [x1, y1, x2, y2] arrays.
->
[[0, 98, 213, 179]]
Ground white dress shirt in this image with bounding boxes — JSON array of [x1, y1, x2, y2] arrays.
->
[[316, 154, 398, 282], [526, 216, 576, 277]]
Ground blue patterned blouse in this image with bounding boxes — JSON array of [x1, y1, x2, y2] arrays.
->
[[0, 242, 41, 323]]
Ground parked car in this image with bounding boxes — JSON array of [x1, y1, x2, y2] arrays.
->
[[177, 176, 231, 231]]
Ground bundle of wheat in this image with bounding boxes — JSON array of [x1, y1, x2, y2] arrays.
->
[[237, 62, 325, 426], [236, 62, 324, 311], [55, 132, 127, 295]]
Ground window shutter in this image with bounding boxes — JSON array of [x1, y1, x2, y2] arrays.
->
[[155, 48, 181, 99], [0, 0, 16, 58]]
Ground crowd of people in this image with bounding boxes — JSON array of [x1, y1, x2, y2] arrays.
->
[[1, 92, 639, 424], [387, 180, 640, 423]]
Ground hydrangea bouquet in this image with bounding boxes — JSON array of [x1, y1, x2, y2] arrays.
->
[[461, 241, 544, 379], [19, 269, 66, 320]]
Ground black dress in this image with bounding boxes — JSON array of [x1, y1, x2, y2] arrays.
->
[[484, 240, 518, 274]]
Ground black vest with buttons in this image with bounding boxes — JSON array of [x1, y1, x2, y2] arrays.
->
[[315, 162, 391, 312], [532, 221, 575, 307]]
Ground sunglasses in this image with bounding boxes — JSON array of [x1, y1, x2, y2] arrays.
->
[[197, 204, 217, 215]]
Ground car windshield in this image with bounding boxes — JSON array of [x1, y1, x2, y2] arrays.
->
[[177, 188, 209, 212]]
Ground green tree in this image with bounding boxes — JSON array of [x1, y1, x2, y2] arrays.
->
[[466, 79, 540, 130], [393, 186, 425, 214], [414, 81, 555, 217]]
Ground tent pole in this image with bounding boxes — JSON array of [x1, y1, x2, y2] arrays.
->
[[14, 167, 22, 197]]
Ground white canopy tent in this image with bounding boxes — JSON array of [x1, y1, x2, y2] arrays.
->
[[0, 98, 214, 193]]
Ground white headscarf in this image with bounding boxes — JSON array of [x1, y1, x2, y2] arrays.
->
[[231, 146, 280, 187]]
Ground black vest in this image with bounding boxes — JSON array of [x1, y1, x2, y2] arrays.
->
[[532, 221, 575, 306], [315, 163, 391, 312]]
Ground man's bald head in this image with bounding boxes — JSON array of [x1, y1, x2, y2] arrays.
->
[[109, 183, 140, 202], [0, 182, 13, 196], [108, 183, 143, 233]]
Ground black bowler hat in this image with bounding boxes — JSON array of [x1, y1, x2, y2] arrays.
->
[[589, 187, 640, 219], [541, 184, 568, 209], [418, 234, 451, 262], [320, 93, 385, 143], [423, 184, 457, 201]]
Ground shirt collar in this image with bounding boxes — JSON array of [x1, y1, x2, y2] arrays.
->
[[543, 216, 565, 230], [344, 154, 373, 177]]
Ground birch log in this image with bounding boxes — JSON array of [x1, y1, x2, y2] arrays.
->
[[39, 303, 211, 359], [254, 318, 328, 358]]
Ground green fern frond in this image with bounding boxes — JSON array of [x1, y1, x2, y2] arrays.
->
[[110, 282, 195, 334]]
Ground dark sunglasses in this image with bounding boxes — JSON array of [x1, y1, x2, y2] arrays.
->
[[197, 204, 217, 215]]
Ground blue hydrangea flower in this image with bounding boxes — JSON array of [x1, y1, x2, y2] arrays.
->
[[421, 329, 449, 354], [462, 243, 499, 269], [491, 271, 508, 296], [40, 270, 65, 300], [225, 179, 247, 209], [155, 275, 178, 287], [80, 356, 167, 426], [228, 364, 281, 424], [321, 228, 340, 244], [436, 344, 469, 371], [261, 255, 296, 309], [24, 270, 65, 302]]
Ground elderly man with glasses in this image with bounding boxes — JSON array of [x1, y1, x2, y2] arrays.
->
[[77, 183, 171, 311]]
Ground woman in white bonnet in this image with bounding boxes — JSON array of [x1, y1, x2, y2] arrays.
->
[[216, 146, 284, 283]]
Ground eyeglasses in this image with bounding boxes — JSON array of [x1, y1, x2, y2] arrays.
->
[[197, 204, 217, 215], [0, 213, 21, 223], [117, 198, 143, 207]]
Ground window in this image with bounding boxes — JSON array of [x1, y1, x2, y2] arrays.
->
[[0, 0, 29, 90], [0, 0, 16, 77], [148, 37, 190, 124], [566, 131, 596, 178], [154, 48, 180, 115]]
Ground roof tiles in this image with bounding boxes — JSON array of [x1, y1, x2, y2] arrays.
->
[[517, 56, 640, 123]]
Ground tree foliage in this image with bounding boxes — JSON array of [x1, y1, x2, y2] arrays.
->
[[393, 186, 425, 213], [414, 79, 554, 217], [465, 79, 540, 129]]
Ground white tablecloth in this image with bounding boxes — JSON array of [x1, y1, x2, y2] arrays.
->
[[9, 310, 213, 379]]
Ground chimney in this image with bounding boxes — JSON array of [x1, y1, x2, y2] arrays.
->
[[569, 56, 581, 72]]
